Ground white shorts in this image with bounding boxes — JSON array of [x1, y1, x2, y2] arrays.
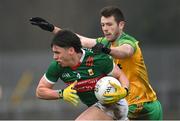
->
[[94, 99, 128, 120]]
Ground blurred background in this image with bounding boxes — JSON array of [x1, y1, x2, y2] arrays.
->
[[0, 0, 180, 120]]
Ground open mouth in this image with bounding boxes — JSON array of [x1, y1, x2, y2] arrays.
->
[[105, 34, 111, 38]]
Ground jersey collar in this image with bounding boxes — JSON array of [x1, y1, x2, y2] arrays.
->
[[71, 49, 85, 70]]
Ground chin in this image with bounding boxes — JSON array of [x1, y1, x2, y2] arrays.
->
[[108, 39, 115, 42], [105, 36, 113, 41], [61, 64, 67, 67], [105, 37, 111, 41], [58, 62, 65, 67]]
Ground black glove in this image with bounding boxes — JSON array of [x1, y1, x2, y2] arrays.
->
[[92, 43, 111, 54], [29, 17, 54, 32]]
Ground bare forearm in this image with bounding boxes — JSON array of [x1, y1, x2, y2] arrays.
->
[[110, 48, 129, 59], [119, 71, 129, 89], [110, 44, 134, 59], [77, 35, 96, 48], [36, 87, 59, 100], [52, 26, 96, 48], [112, 65, 129, 89]]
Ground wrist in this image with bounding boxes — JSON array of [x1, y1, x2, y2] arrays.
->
[[102, 47, 111, 54], [57, 89, 64, 99], [49, 24, 55, 32], [53, 26, 61, 34]]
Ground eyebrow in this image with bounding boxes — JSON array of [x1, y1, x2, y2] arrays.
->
[[52, 50, 60, 54]]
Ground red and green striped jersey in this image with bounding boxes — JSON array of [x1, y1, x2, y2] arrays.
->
[[45, 49, 114, 106]]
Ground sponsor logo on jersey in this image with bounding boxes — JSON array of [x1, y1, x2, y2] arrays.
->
[[62, 73, 71, 78], [66, 74, 106, 92]]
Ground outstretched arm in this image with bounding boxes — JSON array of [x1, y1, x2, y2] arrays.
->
[[110, 44, 134, 59], [53, 26, 96, 48], [30, 17, 96, 48], [53, 21, 134, 58], [92, 43, 134, 58]]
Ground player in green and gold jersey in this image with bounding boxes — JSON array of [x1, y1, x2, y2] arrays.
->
[[36, 30, 129, 120]]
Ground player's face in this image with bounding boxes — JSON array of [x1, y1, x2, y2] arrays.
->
[[52, 45, 73, 67], [101, 16, 124, 42]]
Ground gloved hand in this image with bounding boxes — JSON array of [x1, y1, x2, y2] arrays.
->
[[103, 81, 128, 104], [29, 17, 54, 32], [59, 81, 79, 106], [92, 43, 111, 54]]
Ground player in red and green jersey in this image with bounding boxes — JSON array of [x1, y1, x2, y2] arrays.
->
[[45, 48, 114, 106], [30, 6, 162, 120], [36, 30, 129, 120]]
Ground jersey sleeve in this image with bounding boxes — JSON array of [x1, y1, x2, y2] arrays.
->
[[96, 37, 111, 48], [96, 37, 103, 43], [45, 60, 61, 84], [96, 54, 114, 75], [118, 39, 137, 52]]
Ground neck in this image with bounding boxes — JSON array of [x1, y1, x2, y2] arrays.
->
[[111, 32, 123, 45], [70, 52, 82, 68]]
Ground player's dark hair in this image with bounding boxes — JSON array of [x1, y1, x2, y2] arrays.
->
[[100, 6, 125, 23], [51, 30, 82, 53]]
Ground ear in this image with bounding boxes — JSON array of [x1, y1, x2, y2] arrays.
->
[[68, 47, 75, 55], [118, 21, 125, 30]]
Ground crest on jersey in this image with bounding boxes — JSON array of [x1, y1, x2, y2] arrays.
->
[[88, 69, 94, 76], [86, 56, 94, 66]]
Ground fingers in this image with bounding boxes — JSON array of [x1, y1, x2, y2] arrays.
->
[[30, 22, 39, 25], [103, 97, 113, 101], [30, 20, 46, 25], [66, 94, 79, 106], [103, 92, 117, 97], [69, 80, 77, 89], [29, 17, 46, 22], [29, 17, 54, 32], [103, 96, 118, 104], [109, 81, 120, 89], [69, 99, 79, 106], [70, 93, 79, 99], [63, 81, 79, 106], [72, 80, 78, 86], [104, 99, 117, 104]]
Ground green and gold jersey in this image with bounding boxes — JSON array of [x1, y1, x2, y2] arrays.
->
[[96, 32, 157, 105], [45, 49, 114, 106]]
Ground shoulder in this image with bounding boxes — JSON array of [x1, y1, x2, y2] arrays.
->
[[118, 32, 139, 52], [46, 60, 65, 76], [96, 37, 109, 44], [119, 32, 138, 43], [94, 53, 113, 65], [45, 60, 63, 83], [48, 60, 61, 70], [93, 53, 114, 74], [83, 49, 114, 74], [84, 49, 113, 64]]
